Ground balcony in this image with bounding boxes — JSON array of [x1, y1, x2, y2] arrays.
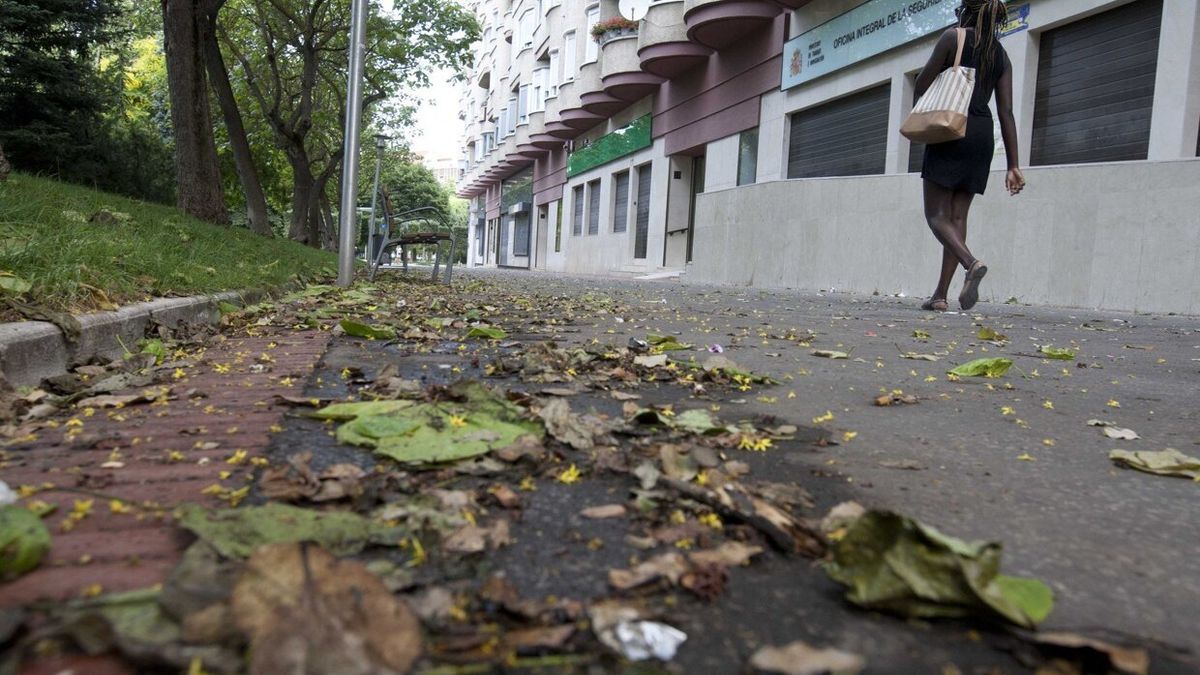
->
[[637, 0, 711, 79], [601, 29, 663, 102], [683, 0, 781, 50], [559, 63, 606, 130]]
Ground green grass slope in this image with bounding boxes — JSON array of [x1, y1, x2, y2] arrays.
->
[[0, 173, 335, 316]]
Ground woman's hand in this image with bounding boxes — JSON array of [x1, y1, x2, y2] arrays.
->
[[1006, 168, 1025, 195]]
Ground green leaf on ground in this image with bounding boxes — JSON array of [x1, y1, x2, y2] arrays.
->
[[977, 327, 1008, 343], [646, 334, 692, 351], [824, 510, 1053, 628], [912, 329, 930, 339], [217, 300, 241, 315], [467, 326, 507, 339], [674, 409, 727, 435], [316, 381, 541, 465], [175, 502, 404, 559], [0, 273, 32, 295], [0, 505, 51, 580], [340, 319, 396, 340], [311, 399, 415, 421], [1109, 448, 1200, 480], [949, 357, 1013, 378], [1039, 345, 1076, 360]]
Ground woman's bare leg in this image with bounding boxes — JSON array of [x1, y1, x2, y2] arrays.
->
[[923, 180, 976, 270], [932, 189, 977, 298]]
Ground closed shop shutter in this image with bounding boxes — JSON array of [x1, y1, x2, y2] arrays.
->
[[613, 171, 630, 233], [498, 218, 509, 266], [587, 179, 600, 235], [788, 83, 890, 179], [635, 163, 651, 259], [1031, 0, 1161, 165], [572, 185, 584, 235], [514, 214, 530, 257]]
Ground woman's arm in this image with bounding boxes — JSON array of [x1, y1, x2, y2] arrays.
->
[[914, 29, 958, 99], [994, 53, 1025, 194]]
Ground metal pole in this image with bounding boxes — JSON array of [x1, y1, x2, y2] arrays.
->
[[367, 135, 386, 271], [336, 0, 369, 287]]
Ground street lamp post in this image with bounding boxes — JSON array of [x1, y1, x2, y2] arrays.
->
[[336, 0, 369, 287]]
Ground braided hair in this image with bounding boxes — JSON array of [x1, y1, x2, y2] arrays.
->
[[957, 0, 1008, 82]]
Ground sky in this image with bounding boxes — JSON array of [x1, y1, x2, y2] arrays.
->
[[409, 70, 464, 161]]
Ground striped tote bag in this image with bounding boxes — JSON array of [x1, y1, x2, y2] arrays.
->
[[901, 28, 974, 144]]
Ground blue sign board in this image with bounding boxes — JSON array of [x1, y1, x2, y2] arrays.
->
[[782, 0, 958, 90]]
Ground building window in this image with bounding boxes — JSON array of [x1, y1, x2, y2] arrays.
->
[[587, 179, 600, 235], [584, 6, 600, 63], [634, 162, 651, 259], [612, 170, 629, 233], [531, 68, 547, 112], [787, 83, 890, 179], [572, 185, 584, 235], [507, 97, 518, 135], [514, 215, 530, 256], [554, 199, 563, 251], [1031, 0, 1162, 166], [518, 9, 536, 48], [547, 50, 560, 97], [562, 32, 577, 81], [737, 128, 758, 186], [518, 85, 530, 124]]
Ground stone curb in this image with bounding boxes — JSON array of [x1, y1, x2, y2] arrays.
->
[[0, 290, 267, 387]]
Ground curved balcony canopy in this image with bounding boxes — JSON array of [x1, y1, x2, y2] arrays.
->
[[529, 132, 565, 149], [516, 143, 548, 159], [543, 121, 585, 139], [580, 91, 628, 118], [684, 0, 781, 50], [558, 107, 605, 131], [600, 34, 664, 101]]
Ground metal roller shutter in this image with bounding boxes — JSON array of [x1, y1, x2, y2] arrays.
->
[[572, 185, 584, 235], [788, 83, 890, 179], [514, 214, 530, 257], [1031, 0, 1161, 166], [612, 171, 630, 233], [635, 163, 651, 259], [587, 179, 600, 235], [498, 218, 509, 266]]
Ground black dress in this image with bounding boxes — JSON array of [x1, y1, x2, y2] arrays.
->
[[921, 30, 1007, 195]]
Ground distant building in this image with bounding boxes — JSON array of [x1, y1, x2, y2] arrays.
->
[[456, 0, 1200, 313]]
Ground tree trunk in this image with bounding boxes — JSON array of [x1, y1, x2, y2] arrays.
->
[[288, 156, 315, 244], [162, 0, 228, 224], [200, 1, 270, 236], [0, 142, 9, 182]]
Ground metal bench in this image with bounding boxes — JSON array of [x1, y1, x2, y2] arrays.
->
[[367, 194, 456, 284]]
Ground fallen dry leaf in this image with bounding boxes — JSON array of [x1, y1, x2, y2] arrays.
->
[[231, 542, 421, 675], [608, 552, 689, 590], [750, 640, 866, 674], [581, 504, 627, 519]]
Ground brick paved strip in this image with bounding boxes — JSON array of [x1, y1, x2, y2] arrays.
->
[[0, 331, 331, 607]]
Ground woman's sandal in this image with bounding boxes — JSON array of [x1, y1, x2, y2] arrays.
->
[[959, 260, 988, 311], [921, 298, 948, 312]]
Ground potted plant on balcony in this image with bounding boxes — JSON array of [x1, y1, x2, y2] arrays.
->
[[591, 17, 638, 44]]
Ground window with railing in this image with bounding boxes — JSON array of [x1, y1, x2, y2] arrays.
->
[[518, 85, 530, 124], [518, 9, 536, 48], [584, 6, 600, 63], [547, 50, 560, 97], [562, 32, 576, 81], [531, 68, 547, 112]]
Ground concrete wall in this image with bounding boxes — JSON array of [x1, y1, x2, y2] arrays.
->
[[688, 158, 1200, 314]]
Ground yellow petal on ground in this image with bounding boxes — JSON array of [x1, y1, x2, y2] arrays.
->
[[1017, 452, 1035, 461]]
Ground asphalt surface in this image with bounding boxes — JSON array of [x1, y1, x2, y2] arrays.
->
[[299, 267, 1200, 672]]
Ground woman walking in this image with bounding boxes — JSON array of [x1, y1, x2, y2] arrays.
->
[[916, 0, 1024, 312]]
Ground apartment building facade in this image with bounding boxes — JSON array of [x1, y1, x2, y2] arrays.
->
[[455, 0, 1200, 313]]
